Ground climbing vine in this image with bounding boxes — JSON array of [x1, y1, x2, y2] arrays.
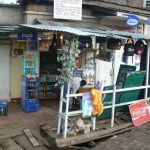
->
[[57, 35, 80, 85]]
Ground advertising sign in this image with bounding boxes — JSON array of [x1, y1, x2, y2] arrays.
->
[[82, 92, 93, 118], [126, 15, 140, 28], [17, 33, 37, 41], [129, 100, 150, 126], [54, 0, 82, 20]]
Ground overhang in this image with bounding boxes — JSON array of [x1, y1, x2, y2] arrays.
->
[[20, 19, 150, 40]]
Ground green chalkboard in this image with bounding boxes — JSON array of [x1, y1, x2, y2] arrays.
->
[[116, 64, 136, 87]]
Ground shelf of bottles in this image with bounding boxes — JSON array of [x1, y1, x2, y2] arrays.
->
[[21, 76, 40, 112], [39, 72, 59, 99], [21, 40, 40, 112]]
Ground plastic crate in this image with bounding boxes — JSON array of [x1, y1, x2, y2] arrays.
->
[[0, 100, 8, 116], [23, 76, 40, 83], [23, 99, 39, 105], [23, 103, 39, 112]]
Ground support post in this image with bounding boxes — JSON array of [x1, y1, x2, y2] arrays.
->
[[57, 85, 64, 134], [145, 41, 150, 98], [111, 50, 117, 127], [63, 83, 70, 138]]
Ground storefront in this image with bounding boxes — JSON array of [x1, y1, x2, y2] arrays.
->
[[17, 24, 150, 140]]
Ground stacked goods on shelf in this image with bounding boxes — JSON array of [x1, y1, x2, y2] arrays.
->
[[21, 76, 40, 112], [21, 40, 39, 112], [39, 70, 59, 99], [39, 51, 60, 100]]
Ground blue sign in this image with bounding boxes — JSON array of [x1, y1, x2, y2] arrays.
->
[[17, 33, 37, 41], [147, 18, 150, 25], [126, 15, 140, 28]]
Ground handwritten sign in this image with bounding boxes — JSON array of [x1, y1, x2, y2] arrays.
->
[[54, 0, 82, 20], [129, 100, 150, 126]]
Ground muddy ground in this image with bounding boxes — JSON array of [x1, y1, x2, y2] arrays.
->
[[90, 122, 150, 150]]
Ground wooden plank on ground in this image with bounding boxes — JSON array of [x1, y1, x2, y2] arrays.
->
[[34, 146, 49, 150], [14, 135, 49, 150], [30, 128, 51, 148], [56, 122, 133, 147], [0, 138, 24, 150], [13, 134, 35, 150], [0, 128, 23, 140], [24, 129, 39, 147]]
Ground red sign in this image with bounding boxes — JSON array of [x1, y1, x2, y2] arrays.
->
[[129, 100, 150, 126]]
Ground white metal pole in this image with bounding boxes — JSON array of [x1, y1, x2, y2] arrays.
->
[[57, 85, 64, 134], [145, 41, 150, 98], [63, 82, 70, 138], [91, 116, 96, 131], [111, 50, 117, 127]]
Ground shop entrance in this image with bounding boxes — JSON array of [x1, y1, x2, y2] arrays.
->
[[39, 51, 59, 100], [39, 32, 61, 101]]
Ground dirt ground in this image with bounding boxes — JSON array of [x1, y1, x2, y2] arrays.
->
[[1, 101, 150, 150], [92, 122, 150, 150], [0, 100, 59, 129]]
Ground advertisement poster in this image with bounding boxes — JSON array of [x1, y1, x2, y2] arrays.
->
[[83, 63, 95, 85], [129, 99, 150, 126], [39, 39, 51, 51], [82, 92, 93, 118]]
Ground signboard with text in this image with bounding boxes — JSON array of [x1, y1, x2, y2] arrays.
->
[[129, 99, 150, 126], [54, 0, 82, 20], [17, 33, 37, 41]]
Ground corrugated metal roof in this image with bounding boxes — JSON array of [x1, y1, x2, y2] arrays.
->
[[97, 30, 150, 40], [35, 19, 112, 31], [0, 25, 20, 33], [21, 24, 108, 37], [20, 23, 150, 40], [20, 24, 127, 39]]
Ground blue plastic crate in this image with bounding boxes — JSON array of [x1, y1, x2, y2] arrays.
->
[[0, 100, 8, 116], [0, 101, 8, 108], [23, 76, 40, 83], [23, 103, 39, 112], [23, 99, 39, 105]]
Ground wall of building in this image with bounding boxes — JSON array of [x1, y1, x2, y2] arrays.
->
[[102, 0, 145, 8], [10, 39, 26, 100], [0, 4, 24, 25], [24, 4, 99, 24]]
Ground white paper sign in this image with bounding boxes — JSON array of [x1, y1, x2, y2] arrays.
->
[[54, 0, 82, 20]]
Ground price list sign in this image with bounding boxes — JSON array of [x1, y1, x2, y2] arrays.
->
[[54, 0, 82, 20]]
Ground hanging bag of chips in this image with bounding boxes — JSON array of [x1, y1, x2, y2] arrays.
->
[[124, 38, 135, 56]]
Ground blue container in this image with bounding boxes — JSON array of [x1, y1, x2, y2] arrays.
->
[[0, 100, 8, 116], [23, 103, 40, 112], [21, 76, 40, 112]]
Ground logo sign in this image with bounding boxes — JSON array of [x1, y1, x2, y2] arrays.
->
[[126, 15, 140, 28], [54, 0, 82, 20], [17, 33, 37, 41], [129, 100, 150, 126]]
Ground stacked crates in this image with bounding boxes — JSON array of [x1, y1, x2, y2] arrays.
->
[[21, 76, 40, 112]]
